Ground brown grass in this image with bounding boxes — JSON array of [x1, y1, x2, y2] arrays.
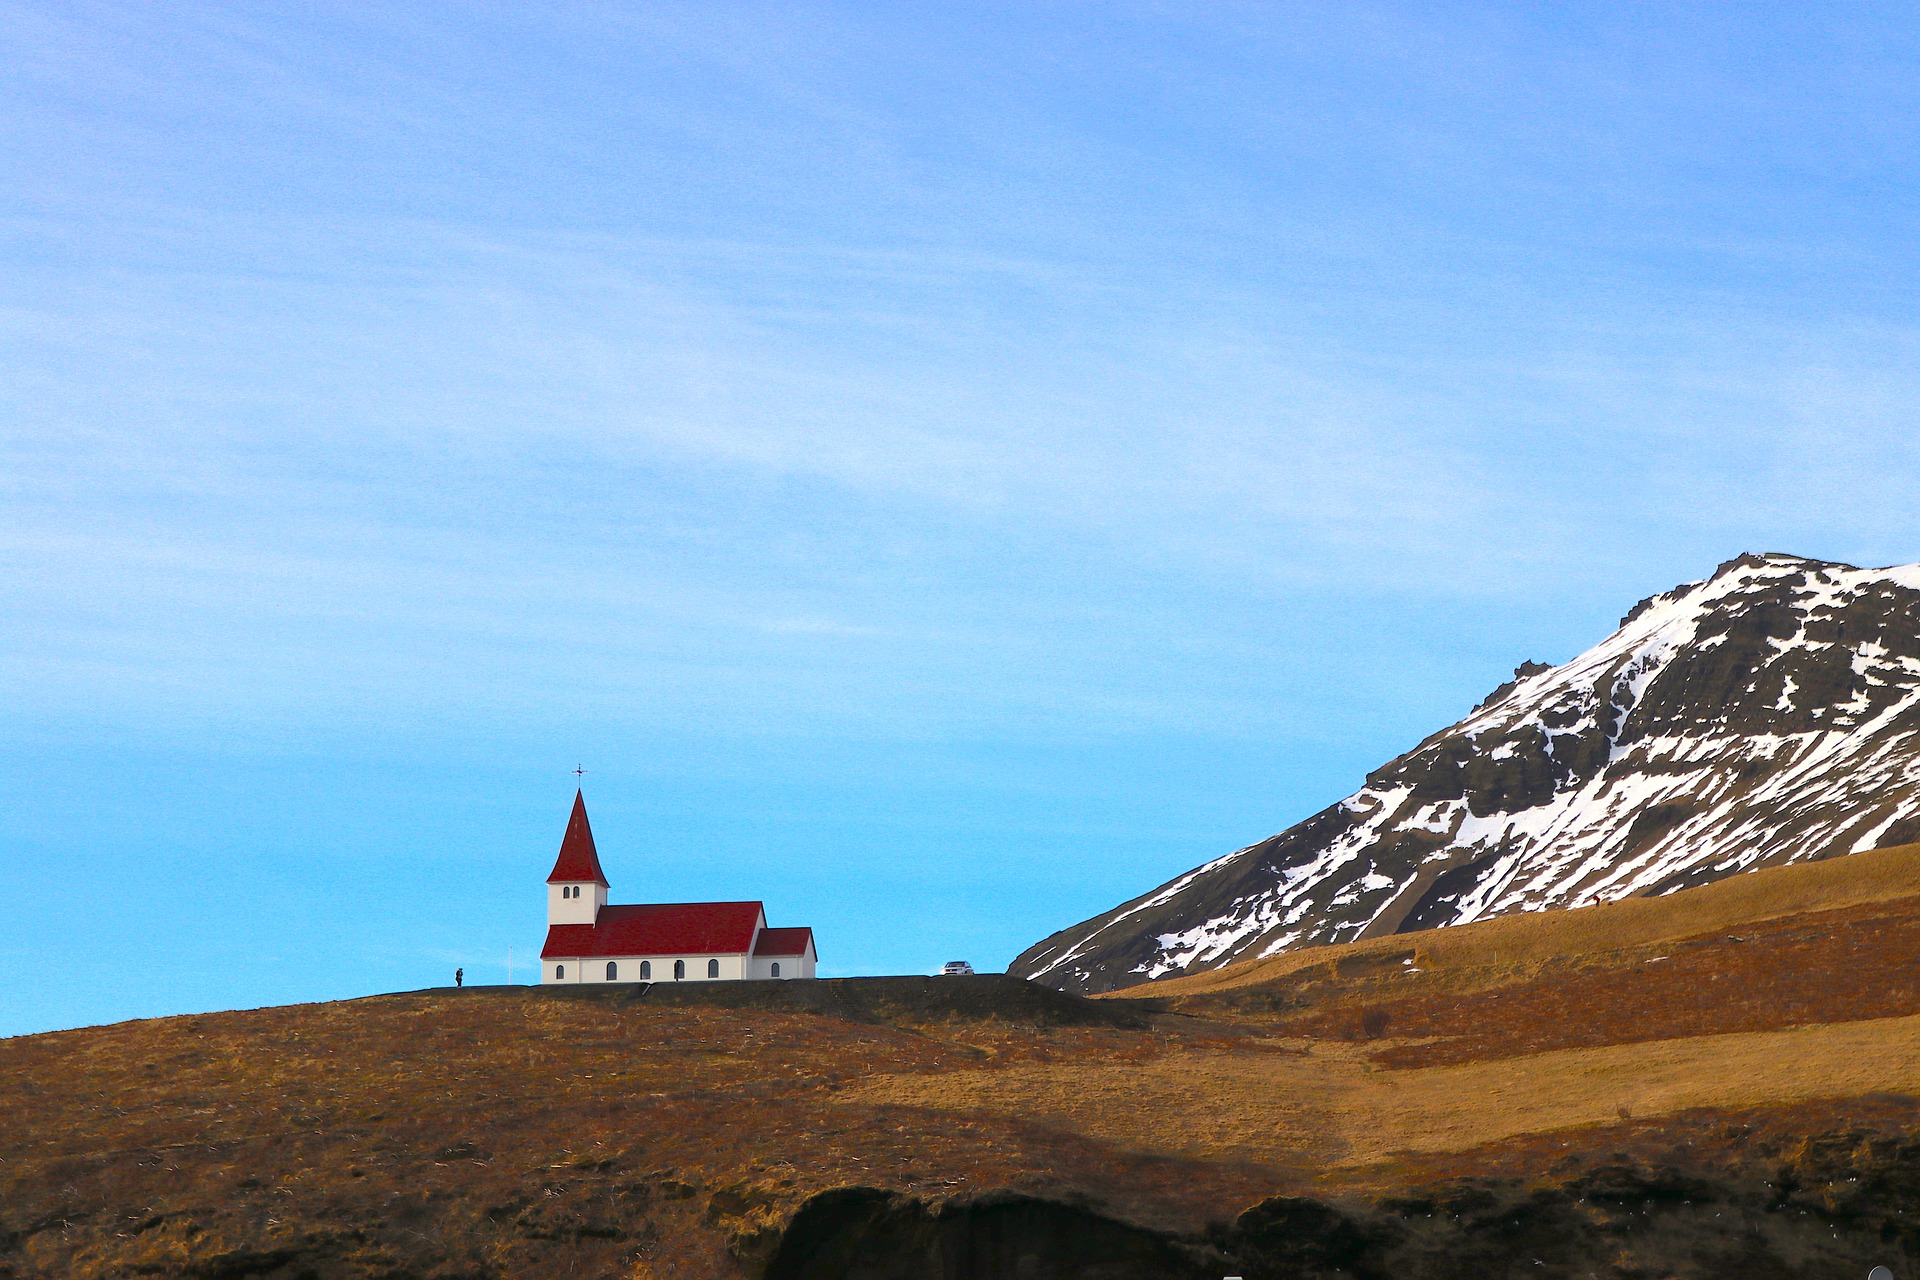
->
[[0, 990, 1272, 1280], [1117, 839, 1920, 1000], [842, 1012, 1920, 1172], [7, 845, 1920, 1278], [1185, 893, 1920, 1067]]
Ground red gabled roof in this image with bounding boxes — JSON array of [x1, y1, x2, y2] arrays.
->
[[752, 926, 814, 958], [545, 790, 609, 886], [540, 901, 765, 959]]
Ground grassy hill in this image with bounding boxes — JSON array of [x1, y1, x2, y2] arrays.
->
[[1127, 838, 1920, 1001], [8, 848, 1920, 1278]]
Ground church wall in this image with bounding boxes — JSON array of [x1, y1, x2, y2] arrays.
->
[[547, 882, 603, 926], [542, 952, 758, 983], [542, 950, 816, 982], [540, 953, 817, 982], [748, 953, 814, 979]]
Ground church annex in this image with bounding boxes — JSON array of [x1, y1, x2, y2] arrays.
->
[[540, 791, 818, 984]]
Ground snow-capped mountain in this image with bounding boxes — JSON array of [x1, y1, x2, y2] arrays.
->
[[1014, 553, 1920, 994]]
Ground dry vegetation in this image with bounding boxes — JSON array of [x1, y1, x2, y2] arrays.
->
[[0, 984, 1266, 1279], [846, 1013, 1920, 1169], [1127, 840, 1920, 1001], [7, 846, 1920, 1278]]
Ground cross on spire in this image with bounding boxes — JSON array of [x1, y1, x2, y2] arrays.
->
[[572, 764, 586, 780]]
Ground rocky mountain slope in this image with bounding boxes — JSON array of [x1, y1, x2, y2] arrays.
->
[[1014, 552, 1920, 994]]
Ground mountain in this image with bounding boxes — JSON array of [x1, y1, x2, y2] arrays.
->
[[1013, 552, 1920, 994]]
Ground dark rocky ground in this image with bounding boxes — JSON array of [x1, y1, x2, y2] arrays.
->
[[771, 1109, 1920, 1280]]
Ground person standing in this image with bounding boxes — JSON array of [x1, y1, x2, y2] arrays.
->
[[454, 967, 464, 988]]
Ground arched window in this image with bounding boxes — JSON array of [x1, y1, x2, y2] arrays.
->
[[639, 960, 651, 979], [673, 959, 685, 980], [606, 961, 618, 981], [555, 965, 565, 979], [707, 958, 720, 979], [770, 962, 780, 978]]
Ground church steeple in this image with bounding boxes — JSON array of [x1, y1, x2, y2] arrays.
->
[[545, 790, 609, 926], [546, 790, 609, 886]]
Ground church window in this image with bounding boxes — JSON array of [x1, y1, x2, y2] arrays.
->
[[674, 959, 685, 980], [640, 961, 651, 979], [606, 961, 617, 981], [771, 962, 781, 978], [708, 958, 720, 979], [555, 965, 565, 979]]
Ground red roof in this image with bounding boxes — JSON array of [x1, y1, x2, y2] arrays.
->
[[541, 901, 765, 958], [545, 791, 609, 886], [752, 926, 814, 958]]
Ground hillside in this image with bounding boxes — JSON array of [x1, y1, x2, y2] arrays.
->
[[9, 847, 1920, 1278], [1016, 552, 1920, 993], [1130, 836, 1920, 1004]]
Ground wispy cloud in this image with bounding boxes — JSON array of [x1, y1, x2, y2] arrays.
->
[[9, 0, 1920, 1036]]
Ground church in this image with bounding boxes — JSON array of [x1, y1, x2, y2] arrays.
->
[[539, 791, 818, 984]]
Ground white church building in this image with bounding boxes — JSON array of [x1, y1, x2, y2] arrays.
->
[[540, 791, 817, 984]]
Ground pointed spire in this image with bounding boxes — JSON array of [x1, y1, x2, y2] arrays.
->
[[545, 790, 610, 886]]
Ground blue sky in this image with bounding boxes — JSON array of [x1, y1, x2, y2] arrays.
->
[[5, 2, 1920, 1036]]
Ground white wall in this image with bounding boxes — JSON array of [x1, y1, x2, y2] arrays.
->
[[546, 881, 605, 926], [541, 936, 816, 984], [541, 952, 754, 983], [748, 944, 816, 979]]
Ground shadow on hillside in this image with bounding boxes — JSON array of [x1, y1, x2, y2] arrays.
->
[[389, 974, 1157, 1031]]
